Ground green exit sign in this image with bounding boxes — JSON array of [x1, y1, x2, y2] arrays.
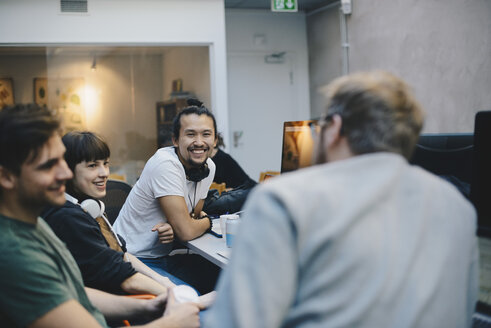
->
[[271, 0, 298, 12]]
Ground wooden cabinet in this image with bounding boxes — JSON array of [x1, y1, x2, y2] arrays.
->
[[156, 99, 187, 148]]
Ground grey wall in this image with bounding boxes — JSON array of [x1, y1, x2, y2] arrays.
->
[[307, 0, 491, 133], [307, 5, 342, 120]]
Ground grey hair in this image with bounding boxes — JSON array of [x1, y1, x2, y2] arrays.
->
[[323, 71, 425, 160]]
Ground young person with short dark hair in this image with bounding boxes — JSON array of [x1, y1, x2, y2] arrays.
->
[[43, 131, 180, 296]]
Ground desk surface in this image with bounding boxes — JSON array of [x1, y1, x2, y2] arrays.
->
[[185, 219, 230, 268]]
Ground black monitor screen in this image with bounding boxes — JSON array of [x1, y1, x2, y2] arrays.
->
[[409, 133, 474, 186], [471, 111, 491, 236], [281, 120, 317, 173]]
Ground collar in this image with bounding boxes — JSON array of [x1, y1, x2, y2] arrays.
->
[[65, 193, 78, 205]]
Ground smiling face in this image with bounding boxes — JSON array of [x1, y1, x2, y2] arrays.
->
[[15, 134, 73, 212], [173, 114, 217, 168], [72, 159, 109, 199]]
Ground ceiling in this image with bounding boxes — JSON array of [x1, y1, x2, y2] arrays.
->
[[224, 0, 338, 12]]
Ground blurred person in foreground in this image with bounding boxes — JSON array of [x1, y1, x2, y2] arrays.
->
[[204, 71, 478, 328]]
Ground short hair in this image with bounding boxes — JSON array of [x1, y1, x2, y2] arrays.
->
[[323, 71, 425, 159], [172, 98, 217, 140], [0, 104, 60, 175], [62, 131, 110, 174]]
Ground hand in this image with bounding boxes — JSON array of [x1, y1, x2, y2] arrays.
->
[[142, 292, 168, 321], [152, 222, 175, 244], [198, 291, 216, 310], [163, 289, 200, 328]]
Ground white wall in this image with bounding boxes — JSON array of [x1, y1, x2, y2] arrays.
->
[[0, 0, 229, 146], [224, 9, 311, 177], [307, 4, 342, 119], [225, 10, 310, 115]]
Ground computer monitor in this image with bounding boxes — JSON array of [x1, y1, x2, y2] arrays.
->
[[471, 111, 491, 323], [281, 120, 317, 173], [409, 133, 474, 186], [471, 111, 491, 236]]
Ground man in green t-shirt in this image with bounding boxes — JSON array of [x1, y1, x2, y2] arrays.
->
[[0, 104, 201, 328]]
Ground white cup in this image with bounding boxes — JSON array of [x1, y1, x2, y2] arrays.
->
[[219, 214, 239, 237], [225, 217, 241, 248]]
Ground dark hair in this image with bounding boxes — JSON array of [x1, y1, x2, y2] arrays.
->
[[0, 104, 60, 175], [62, 131, 110, 174], [62, 131, 110, 197], [172, 98, 217, 140]]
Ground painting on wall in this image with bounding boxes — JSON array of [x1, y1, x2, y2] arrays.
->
[[33, 77, 86, 132], [0, 78, 14, 109], [33, 77, 48, 107]]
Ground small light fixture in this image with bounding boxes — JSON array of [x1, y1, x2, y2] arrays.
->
[[91, 55, 97, 71]]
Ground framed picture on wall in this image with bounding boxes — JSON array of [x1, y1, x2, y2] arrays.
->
[[0, 78, 14, 109], [33, 77, 86, 132], [34, 77, 48, 107]]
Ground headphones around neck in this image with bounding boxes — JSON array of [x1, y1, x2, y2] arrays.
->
[[174, 146, 210, 182], [185, 163, 210, 182], [79, 198, 127, 257], [80, 199, 105, 219]]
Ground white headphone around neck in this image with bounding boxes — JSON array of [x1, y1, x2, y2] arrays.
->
[[80, 199, 105, 219], [80, 199, 128, 260]]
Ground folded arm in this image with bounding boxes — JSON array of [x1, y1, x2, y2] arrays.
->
[[158, 196, 211, 241]]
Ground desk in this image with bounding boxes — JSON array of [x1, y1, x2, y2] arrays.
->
[[185, 219, 230, 268]]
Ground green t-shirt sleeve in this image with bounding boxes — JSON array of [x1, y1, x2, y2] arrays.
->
[[0, 246, 73, 327]]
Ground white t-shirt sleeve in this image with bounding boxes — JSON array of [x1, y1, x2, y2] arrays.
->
[[150, 158, 186, 199]]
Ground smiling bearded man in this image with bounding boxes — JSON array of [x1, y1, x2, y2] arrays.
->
[[113, 99, 220, 295]]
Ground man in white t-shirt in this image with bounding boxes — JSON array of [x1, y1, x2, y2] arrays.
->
[[114, 101, 219, 294]]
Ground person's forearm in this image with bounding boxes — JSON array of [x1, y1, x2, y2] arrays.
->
[[175, 216, 210, 241], [120, 273, 168, 296], [85, 287, 149, 322], [126, 253, 175, 289]]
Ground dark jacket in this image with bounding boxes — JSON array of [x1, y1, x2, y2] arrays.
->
[[42, 201, 136, 294], [212, 149, 256, 188]]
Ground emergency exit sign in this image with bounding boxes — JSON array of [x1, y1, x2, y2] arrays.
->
[[271, 0, 298, 12]]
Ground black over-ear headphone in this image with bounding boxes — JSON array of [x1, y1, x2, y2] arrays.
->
[[174, 147, 210, 182], [185, 163, 210, 182]]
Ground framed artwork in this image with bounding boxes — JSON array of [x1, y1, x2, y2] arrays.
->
[[50, 78, 86, 132], [0, 78, 14, 109], [33, 78, 48, 107], [33, 77, 86, 132]]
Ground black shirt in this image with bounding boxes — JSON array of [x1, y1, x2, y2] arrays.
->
[[212, 149, 255, 189], [42, 201, 137, 294]]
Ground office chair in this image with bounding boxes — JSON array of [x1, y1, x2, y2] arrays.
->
[[101, 179, 133, 225]]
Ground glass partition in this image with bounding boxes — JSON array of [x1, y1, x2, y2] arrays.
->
[[0, 45, 210, 184]]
